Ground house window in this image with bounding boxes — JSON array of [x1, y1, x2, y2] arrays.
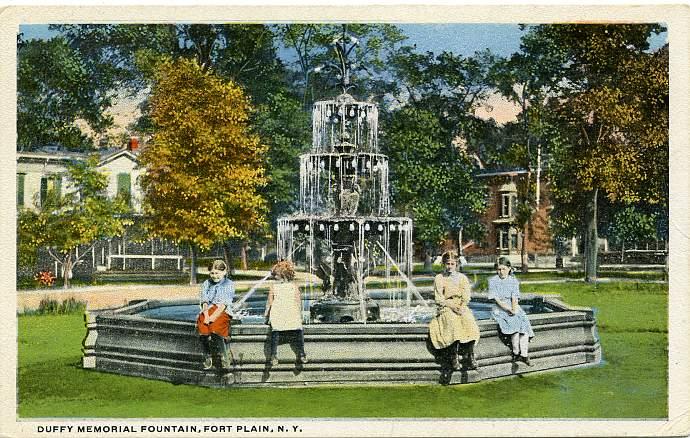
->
[[40, 175, 62, 207], [117, 173, 131, 206], [17, 173, 25, 207], [498, 227, 519, 251], [498, 228, 510, 250], [501, 193, 516, 217]]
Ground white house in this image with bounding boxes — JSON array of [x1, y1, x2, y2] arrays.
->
[[17, 141, 185, 275], [16, 142, 142, 213]]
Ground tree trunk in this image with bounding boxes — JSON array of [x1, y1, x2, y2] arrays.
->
[[620, 242, 625, 263], [240, 241, 248, 271], [423, 244, 433, 273], [520, 229, 529, 273], [189, 243, 198, 285], [62, 252, 72, 289], [222, 240, 234, 275], [584, 189, 598, 283]]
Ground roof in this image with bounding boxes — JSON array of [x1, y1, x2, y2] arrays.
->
[[475, 168, 529, 178], [17, 147, 139, 167], [16, 150, 85, 163], [98, 149, 139, 166]]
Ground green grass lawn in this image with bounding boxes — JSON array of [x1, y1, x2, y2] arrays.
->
[[17, 281, 668, 418]]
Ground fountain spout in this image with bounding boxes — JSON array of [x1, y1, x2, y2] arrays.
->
[[376, 241, 429, 308]]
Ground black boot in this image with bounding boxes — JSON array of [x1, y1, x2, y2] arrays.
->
[[465, 341, 478, 370], [211, 334, 231, 369], [450, 342, 461, 371], [199, 336, 213, 369]]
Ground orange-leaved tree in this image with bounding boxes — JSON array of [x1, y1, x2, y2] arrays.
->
[[139, 57, 268, 284]]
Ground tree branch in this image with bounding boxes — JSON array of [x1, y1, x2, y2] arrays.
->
[[46, 247, 64, 265]]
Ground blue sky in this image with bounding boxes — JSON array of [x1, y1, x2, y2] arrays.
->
[[19, 23, 526, 58], [19, 23, 666, 60]]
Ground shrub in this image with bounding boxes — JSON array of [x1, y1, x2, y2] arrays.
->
[[35, 297, 86, 315], [34, 270, 56, 288]]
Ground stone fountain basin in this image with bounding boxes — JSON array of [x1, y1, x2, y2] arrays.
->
[[82, 294, 601, 387]]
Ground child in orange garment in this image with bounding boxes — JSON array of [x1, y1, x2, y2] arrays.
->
[[197, 259, 235, 370]]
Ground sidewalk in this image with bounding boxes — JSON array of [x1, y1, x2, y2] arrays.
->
[[17, 270, 322, 312]]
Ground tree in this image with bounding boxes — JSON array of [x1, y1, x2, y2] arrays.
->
[[17, 156, 130, 288], [383, 106, 486, 271], [17, 36, 116, 150], [487, 49, 560, 273], [253, 90, 311, 227], [382, 46, 498, 270], [138, 57, 268, 284], [516, 25, 667, 281], [607, 206, 658, 262]]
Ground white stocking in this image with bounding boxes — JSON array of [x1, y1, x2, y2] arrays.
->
[[519, 334, 529, 356], [511, 333, 520, 355]]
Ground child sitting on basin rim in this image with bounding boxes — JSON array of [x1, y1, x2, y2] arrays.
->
[[264, 260, 308, 366], [428, 251, 480, 371], [197, 259, 235, 370], [488, 256, 535, 366]]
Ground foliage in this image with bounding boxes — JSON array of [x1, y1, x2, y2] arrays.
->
[[383, 106, 486, 261], [138, 57, 268, 263], [30, 297, 87, 315], [252, 90, 311, 228], [18, 281, 667, 418], [17, 155, 130, 288], [381, 45, 499, 261], [55, 24, 287, 137], [512, 24, 668, 280], [17, 36, 116, 150], [606, 206, 659, 249]]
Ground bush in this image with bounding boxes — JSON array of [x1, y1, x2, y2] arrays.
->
[[33, 297, 86, 315], [34, 270, 56, 287]]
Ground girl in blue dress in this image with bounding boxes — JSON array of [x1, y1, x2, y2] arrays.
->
[[488, 257, 534, 365]]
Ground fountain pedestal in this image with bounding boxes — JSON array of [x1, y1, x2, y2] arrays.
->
[[310, 299, 380, 323]]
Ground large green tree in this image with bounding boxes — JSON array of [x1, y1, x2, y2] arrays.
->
[[382, 47, 495, 269], [514, 25, 667, 281], [138, 57, 268, 284], [17, 156, 130, 288], [17, 36, 117, 150], [383, 106, 486, 271]]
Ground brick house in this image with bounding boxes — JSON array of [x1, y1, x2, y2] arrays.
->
[[462, 169, 555, 264]]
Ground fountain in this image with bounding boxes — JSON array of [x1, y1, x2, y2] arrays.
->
[[81, 27, 601, 386], [276, 30, 415, 324]]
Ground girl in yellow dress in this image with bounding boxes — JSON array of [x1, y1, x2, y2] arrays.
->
[[428, 251, 481, 371]]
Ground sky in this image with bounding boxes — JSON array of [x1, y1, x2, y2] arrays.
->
[[20, 23, 527, 59], [19, 23, 667, 59]]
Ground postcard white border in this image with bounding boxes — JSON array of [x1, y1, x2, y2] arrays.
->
[[1, 4, 688, 437]]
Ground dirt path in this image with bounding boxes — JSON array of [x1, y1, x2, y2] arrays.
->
[[17, 272, 322, 312]]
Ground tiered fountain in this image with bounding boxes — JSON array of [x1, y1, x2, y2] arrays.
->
[[277, 89, 414, 323]]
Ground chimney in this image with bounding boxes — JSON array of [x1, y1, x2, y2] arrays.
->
[[127, 137, 139, 152]]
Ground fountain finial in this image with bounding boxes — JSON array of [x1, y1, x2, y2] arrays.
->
[[314, 25, 367, 95]]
